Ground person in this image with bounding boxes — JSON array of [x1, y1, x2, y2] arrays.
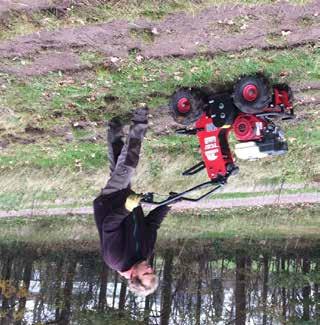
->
[[93, 107, 170, 297]]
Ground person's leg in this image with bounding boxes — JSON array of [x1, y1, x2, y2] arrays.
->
[[107, 117, 125, 175], [102, 108, 148, 195]]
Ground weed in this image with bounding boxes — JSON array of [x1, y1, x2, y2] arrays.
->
[[78, 51, 105, 65], [130, 28, 155, 44], [266, 33, 287, 47], [297, 15, 316, 28]]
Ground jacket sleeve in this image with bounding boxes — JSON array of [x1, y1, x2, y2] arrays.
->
[[145, 205, 171, 230], [93, 196, 128, 244], [100, 206, 131, 270]]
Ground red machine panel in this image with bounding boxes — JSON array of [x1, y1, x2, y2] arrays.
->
[[196, 114, 234, 180], [233, 114, 267, 142]]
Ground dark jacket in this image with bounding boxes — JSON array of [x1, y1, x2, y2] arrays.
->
[[93, 189, 170, 272]]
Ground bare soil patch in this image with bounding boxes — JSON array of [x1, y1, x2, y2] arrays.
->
[[0, 0, 73, 19], [0, 51, 89, 76], [0, 1, 319, 76]]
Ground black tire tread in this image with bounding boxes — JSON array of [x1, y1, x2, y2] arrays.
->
[[170, 87, 204, 125], [233, 76, 271, 114]]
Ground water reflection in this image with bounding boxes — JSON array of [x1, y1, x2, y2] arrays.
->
[[1, 241, 320, 324]]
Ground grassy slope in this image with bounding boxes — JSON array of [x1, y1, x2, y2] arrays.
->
[[0, 204, 319, 249], [1, 45, 319, 209], [0, 0, 319, 210]]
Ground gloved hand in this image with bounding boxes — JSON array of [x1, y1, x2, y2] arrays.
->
[[125, 192, 143, 212], [131, 107, 149, 124]]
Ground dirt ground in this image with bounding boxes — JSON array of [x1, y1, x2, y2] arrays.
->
[[0, 0, 73, 18], [0, 192, 319, 218], [0, 1, 319, 76]]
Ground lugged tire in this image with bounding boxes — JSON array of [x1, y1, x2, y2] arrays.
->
[[232, 76, 272, 114], [169, 88, 204, 125]]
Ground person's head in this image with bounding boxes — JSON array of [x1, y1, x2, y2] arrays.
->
[[128, 260, 159, 297]]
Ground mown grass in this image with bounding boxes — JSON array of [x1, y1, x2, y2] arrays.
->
[[0, 204, 319, 248], [0, 0, 311, 41]]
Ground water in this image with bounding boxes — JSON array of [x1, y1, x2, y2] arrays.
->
[[0, 239, 320, 324]]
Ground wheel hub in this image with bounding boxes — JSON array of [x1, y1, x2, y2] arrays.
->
[[177, 98, 191, 113], [242, 84, 258, 102]]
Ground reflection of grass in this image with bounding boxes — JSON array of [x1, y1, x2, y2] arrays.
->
[[74, 310, 143, 325], [0, 205, 319, 247], [161, 204, 320, 241]]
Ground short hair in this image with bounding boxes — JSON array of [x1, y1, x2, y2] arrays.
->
[[128, 274, 159, 297]]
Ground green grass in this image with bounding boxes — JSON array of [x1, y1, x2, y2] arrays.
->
[[1, 45, 319, 123], [0, 204, 319, 249], [0, 183, 318, 211], [130, 28, 155, 44], [0, 112, 319, 210], [297, 15, 320, 28], [74, 310, 144, 325], [0, 45, 319, 209], [162, 204, 320, 240], [0, 142, 106, 171]]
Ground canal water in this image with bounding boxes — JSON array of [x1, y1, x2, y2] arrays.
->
[[0, 239, 320, 324]]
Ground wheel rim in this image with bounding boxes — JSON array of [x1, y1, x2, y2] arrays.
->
[[242, 84, 259, 102], [177, 98, 191, 113]]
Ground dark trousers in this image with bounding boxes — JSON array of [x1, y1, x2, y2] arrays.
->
[[102, 122, 148, 195]]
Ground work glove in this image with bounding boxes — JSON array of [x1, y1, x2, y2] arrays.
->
[[125, 192, 143, 212], [131, 107, 149, 124]]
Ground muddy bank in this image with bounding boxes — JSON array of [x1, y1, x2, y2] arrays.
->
[[0, 1, 319, 76], [0, 0, 76, 19]]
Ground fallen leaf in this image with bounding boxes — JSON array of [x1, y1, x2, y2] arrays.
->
[[240, 23, 248, 30], [281, 30, 291, 36], [110, 56, 120, 63], [136, 55, 144, 62], [151, 27, 159, 35], [279, 71, 289, 77]]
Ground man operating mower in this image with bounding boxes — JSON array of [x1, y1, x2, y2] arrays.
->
[[93, 107, 170, 297]]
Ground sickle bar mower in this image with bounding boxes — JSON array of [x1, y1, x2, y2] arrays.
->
[[142, 75, 294, 206]]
